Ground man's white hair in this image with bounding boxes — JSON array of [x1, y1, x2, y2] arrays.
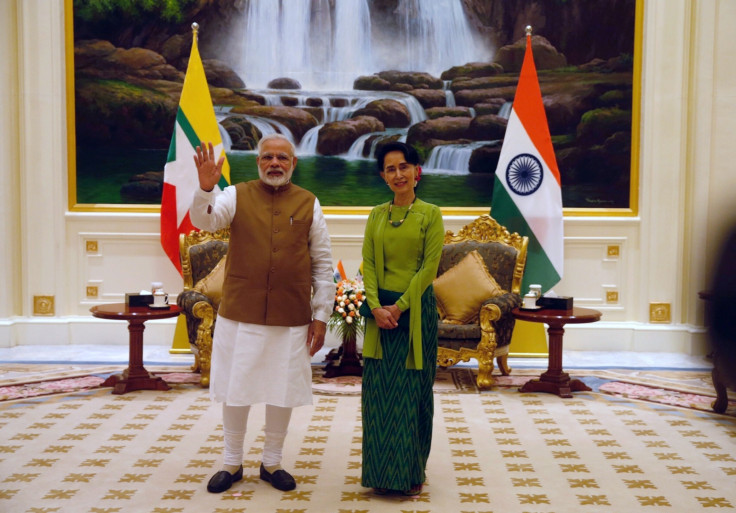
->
[[257, 133, 296, 156]]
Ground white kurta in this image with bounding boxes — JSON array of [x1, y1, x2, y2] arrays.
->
[[209, 317, 313, 407], [190, 183, 334, 407]]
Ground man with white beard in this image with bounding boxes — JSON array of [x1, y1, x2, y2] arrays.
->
[[190, 133, 334, 493]]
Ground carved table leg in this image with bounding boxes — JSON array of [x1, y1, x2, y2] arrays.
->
[[323, 335, 363, 378], [103, 319, 171, 394], [519, 323, 590, 398]]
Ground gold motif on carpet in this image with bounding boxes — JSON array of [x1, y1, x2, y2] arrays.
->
[[1, 383, 733, 512]]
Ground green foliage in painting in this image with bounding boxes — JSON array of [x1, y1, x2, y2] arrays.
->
[[577, 107, 631, 145], [74, 0, 198, 24]]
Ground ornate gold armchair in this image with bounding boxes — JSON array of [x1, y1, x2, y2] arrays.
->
[[436, 215, 528, 389], [177, 228, 230, 387]]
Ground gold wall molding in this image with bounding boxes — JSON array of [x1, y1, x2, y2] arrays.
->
[[85, 240, 98, 252], [33, 296, 55, 316], [649, 303, 671, 324]]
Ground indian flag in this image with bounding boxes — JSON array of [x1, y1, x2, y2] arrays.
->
[[160, 25, 230, 274], [333, 260, 347, 283], [491, 30, 563, 293]]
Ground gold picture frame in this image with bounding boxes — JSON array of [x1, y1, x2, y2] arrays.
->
[[66, 0, 641, 217]]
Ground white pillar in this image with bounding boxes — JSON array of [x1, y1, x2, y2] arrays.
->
[[0, 0, 22, 318], [17, 0, 69, 316]]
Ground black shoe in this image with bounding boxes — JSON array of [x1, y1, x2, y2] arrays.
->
[[260, 463, 296, 491], [207, 465, 243, 493]]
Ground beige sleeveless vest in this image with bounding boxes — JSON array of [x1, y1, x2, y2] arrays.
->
[[219, 180, 315, 326]]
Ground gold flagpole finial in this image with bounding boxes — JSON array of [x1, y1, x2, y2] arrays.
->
[[525, 25, 532, 36], [192, 22, 199, 39]]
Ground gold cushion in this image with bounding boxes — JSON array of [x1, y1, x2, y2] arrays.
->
[[193, 256, 226, 310], [434, 250, 505, 323]]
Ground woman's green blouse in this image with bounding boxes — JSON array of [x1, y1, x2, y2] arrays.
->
[[361, 198, 444, 369]]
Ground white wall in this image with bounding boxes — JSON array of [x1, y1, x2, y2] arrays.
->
[[2, 0, 734, 354], [0, 0, 21, 321]]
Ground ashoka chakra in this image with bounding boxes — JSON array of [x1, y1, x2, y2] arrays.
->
[[506, 153, 543, 196]]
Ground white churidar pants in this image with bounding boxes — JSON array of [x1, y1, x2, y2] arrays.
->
[[210, 315, 313, 467], [222, 403, 293, 467]]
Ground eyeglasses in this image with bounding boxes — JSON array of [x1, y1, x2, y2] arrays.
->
[[259, 153, 292, 163]]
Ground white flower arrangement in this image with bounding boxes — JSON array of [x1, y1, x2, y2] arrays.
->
[[328, 278, 366, 340]]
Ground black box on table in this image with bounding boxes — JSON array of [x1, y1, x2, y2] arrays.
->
[[536, 296, 574, 310], [125, 293, 153, 307]]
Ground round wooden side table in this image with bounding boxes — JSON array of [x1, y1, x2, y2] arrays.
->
[[91, 303, 181, 394], [512, 306, 602, 398]]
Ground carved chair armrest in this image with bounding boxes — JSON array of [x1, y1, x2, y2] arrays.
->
[[177, 290, 213, 315], [480, 292, 522, 321], [175, 287, 218, 389], [176, 290, 216, 355], [480, 292, 522, 350], [192, 300, 216, 347]]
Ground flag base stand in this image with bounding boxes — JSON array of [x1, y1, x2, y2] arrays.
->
[[509, 320, 548, 357], [170, 314, 192, 354]]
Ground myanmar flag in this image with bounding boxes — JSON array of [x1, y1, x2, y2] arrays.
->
[[491, 31, 563, 294], [160, 28, 230, 274]]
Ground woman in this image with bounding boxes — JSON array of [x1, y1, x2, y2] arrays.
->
[[360, 141, 444, 496]]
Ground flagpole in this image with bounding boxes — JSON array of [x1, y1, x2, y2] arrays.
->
[[511, 25, 550, 358], [496, 24, 553, 358], [169, 21, 203, 357]]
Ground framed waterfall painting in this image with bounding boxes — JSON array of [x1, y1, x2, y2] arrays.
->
[[67, 0, 641, 215]]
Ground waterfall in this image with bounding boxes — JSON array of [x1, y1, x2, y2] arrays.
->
[[238, 90, 425, 153], [240, 0, 374, 90], [240, 115, 295, 145], [237, 0, 489, 90], [324, 105, 356, 123], [298, 123, 408, 157], [423, 141, 492, 175], [443, 81, 456, 108], [218, 124, 232, 152], [253, 89, 427, 125], [230, 0, 494, 162], [392, 0, 487, 77], [346, 129, 408, 159], [215, 107, 234, 150], [498, 101, 512, 119], [332, 0, 373, 82], [297, 125, 322, 155], [295, 125, 408, 158]]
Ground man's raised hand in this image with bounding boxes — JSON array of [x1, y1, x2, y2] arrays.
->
[[193, 141, 225, 192]]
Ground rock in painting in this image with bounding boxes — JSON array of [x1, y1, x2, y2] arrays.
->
[[317, 116, 385, 156], [268, 77, 302, 90], [353, 99, 411, 128]]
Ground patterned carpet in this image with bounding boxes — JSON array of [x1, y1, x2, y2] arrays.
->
[[311, 366, 736, 417], [1, 365, 735, 512], [1, 364, 735, 415]]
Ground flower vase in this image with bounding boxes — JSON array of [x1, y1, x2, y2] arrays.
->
[[323, 332, 362, 378]]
